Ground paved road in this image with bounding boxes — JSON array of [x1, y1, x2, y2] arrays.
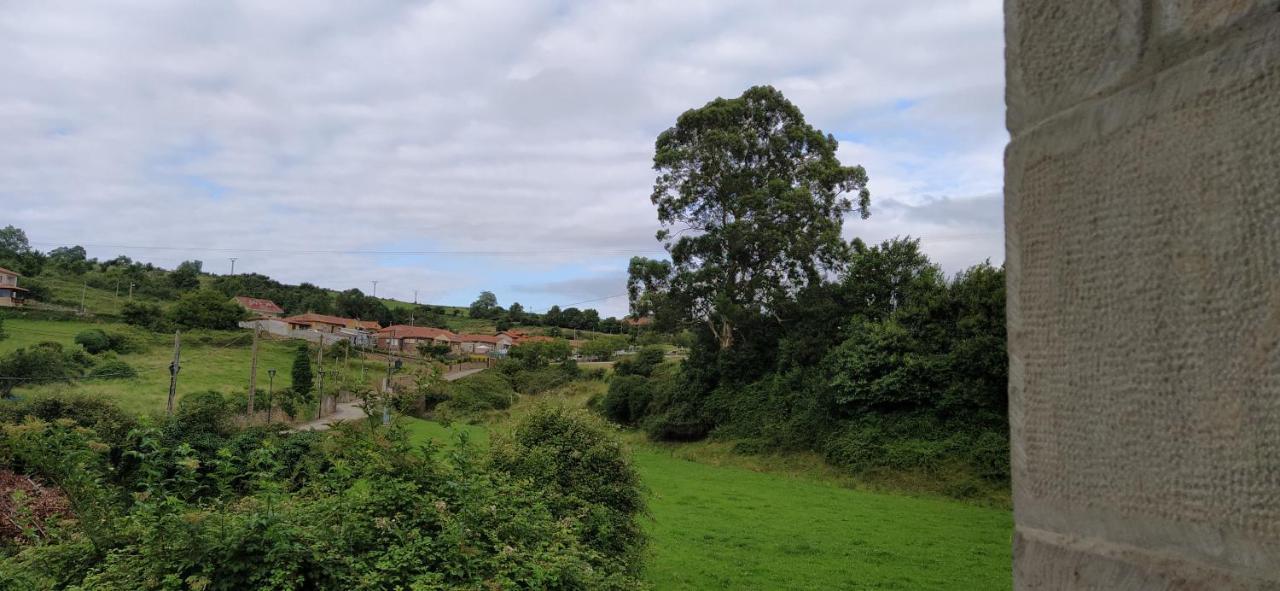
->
[[293, 367, 485, 431]]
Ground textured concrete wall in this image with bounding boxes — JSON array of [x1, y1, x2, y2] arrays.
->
[[1005, 1, 1280, 589]]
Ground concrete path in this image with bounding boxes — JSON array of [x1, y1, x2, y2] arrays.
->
[[293, 367, 485, 431]]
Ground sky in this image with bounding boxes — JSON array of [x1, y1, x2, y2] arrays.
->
[[0, 0, 1005, 318]]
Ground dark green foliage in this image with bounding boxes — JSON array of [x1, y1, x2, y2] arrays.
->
[[440, 371, 516, 414], [603, 375, 650, 425], [168, 260, 202, 291], [334, 287, 391, 326], [0, 317, 6, 341], [490, 405, 647, 573], [0, 396, 646, 589], [614, 345, 665, 378], [468, 290, 498, 319], [509, 338, 572, 369], [73, 329, 111, 354], [0, 225, 45, 276], [167, 289, 246, 330], [0, 342, 92, 397], [87, 359, 137, 380], [120, 301, 165, 331], [636, 85, 870, 350], [290, 344, 313, 397]]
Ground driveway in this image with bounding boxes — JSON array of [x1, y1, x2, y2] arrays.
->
[[293, 366, 485, 431]]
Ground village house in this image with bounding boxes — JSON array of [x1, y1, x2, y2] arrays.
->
[[375, 325, 458, 354], [455, 333, 516, 355], [0, 267, 28, 308], [233, 296, 284, 318], [283, 313, 379, 334]]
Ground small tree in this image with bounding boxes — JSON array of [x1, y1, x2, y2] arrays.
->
[[167, 289, 246, 330], [121, 301, 165, 331], [291, 345, 313, 398], [469, 291, 498, 319]]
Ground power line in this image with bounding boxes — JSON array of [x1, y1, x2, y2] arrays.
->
[[29, 242, 666, 257]]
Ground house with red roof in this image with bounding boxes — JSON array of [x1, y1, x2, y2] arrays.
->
[[284, 313, 380, 333], [376, 325, 458, 353], [0, 267, 29, 308], [233, 296, 284, 318]]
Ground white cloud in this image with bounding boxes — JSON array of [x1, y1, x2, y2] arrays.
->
[[0, 0, 1004, 318]]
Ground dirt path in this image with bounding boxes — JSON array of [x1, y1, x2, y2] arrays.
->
[[293, 367, 486, 431]]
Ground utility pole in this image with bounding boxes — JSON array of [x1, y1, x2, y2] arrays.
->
[[247, 322, 260, 417], [266, 368, 276, 423], [128, 282, 135, 300], [413, 289, 418, 305], [166, 331, 182, 416], [114, 279, 120, 299], [371, 280, 378, 298], [229, 258, 237, 276], [315, 341, 325, 420], [79, 282, 87, 315], [316, 370, 326, 420], [383, 355, 394, 426]]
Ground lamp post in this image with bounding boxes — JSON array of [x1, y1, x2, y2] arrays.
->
[[266, 368, 276, 424]]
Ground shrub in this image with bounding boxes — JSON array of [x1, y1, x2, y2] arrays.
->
[[0, 393, 138, 446], [87, 359, 137, 380], [440, 371, 516, 414], [167, 289, 246, 330], [0, 342, 91, 397], [74, 329, 111, 354], [120, 301, 165, 331], [489, 404, 646, 572], [614, 345, 665, 378], [602, 375, 650, 425]]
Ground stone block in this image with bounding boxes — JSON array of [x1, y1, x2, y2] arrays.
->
[[1155, 0, 1280, 40], [1006, 13, 1280, 588], [1005, 0, 1146, 134]]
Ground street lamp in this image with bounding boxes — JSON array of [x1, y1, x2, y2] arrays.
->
[[266, 368, 276, 424]]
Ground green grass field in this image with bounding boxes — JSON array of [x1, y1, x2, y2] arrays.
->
[[0, 318, 385, 416], [402, 391, 1013, 591]]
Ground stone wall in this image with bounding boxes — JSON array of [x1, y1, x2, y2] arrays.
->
[[1005, 1, 1280, 588]]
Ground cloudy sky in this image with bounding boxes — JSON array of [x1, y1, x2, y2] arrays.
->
[[1, 0, 1005, 317]]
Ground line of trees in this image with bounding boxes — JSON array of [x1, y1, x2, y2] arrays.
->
[[466, 291, 627, 334]]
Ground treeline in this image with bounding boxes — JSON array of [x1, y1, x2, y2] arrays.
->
[[465, 290, 628, 334], [605, 86, 1009, 498]]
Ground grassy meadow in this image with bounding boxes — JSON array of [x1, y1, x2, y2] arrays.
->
[[0, 317, 384, 416], [403, 383, 1013, 591]]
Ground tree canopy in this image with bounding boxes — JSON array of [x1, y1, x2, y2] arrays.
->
[[633, 85, 870, 349]]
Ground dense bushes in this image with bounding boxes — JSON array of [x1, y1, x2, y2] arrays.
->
[[0, 394, 647, 589], [86, 359, 137, 380], [613, 345, 665, 378], [0, 343, 93, 397], [167, 289, 246, 330], [73, 329, 140, 354], [602, 375, 650, 425], [615, 239, 1011, 497], [490, 405, 646, 573], [439, 371, 517, 414], [120, 301, 165, 331]]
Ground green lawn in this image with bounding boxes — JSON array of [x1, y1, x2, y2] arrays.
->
[[402, 413, 1012, 590], [1, 318, 386, 416]]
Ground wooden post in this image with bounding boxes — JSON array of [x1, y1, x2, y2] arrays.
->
[[166, 330, 181, 416], [315, 341, 325, 420], [247, 322, 260, 416]]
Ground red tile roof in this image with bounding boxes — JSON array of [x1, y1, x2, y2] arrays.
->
[[457, 334, 500, 344], [284, 313, 381, 330], [234, 296, 284, 315], [376, 325, 456, 340]]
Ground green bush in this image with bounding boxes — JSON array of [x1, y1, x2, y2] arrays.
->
[[87, 359, 137, 380], [167, 289, 246, 330], [74, 329, 111, 354], [440, 371, 516, 414], [0, 398, 646, 589], [489, 404, 647, 572], [0, 342, 92, 397], [614, 345, 665, 378], [120, 301, 165, 331], [602, 375, 650, 425]]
